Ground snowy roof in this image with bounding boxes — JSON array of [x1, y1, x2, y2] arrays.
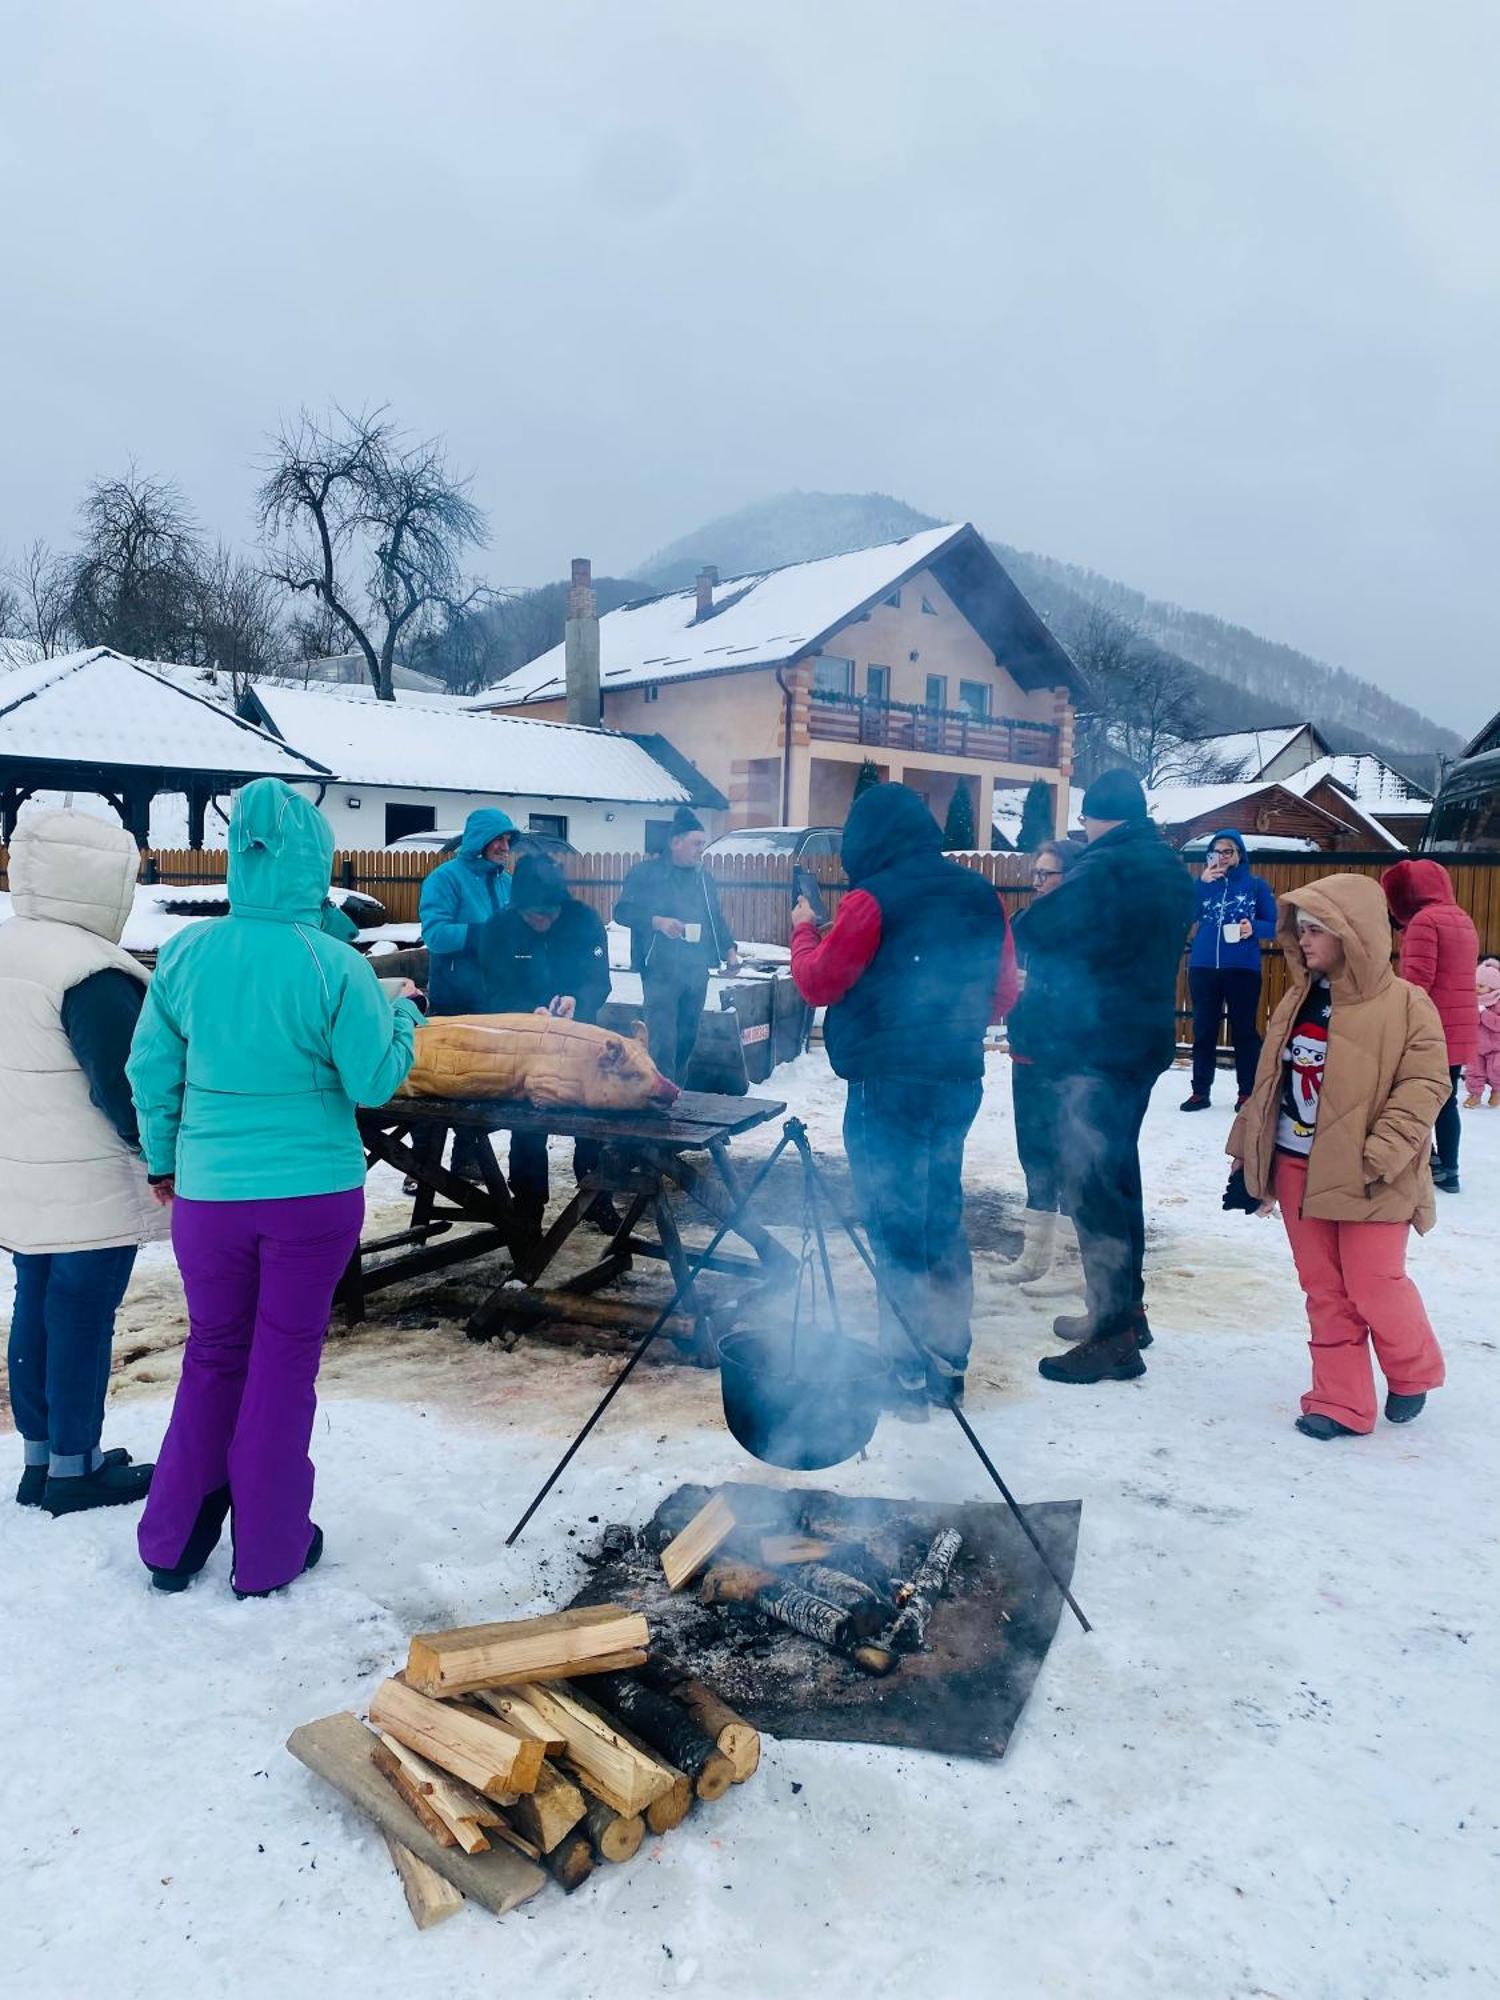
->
[[1174, 725, 1322, 781], [250, 682, 693, 803], [1145, 781, 1282, 824], [1282, 753, 1431, 813], [0, 649, 329, 781], [476, 523, 1084, 705], [295, 653, 447, 693]]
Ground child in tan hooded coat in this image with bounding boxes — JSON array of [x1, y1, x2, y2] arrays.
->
[[1228, 874, 1450, 1440]]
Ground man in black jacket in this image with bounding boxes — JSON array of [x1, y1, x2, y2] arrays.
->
[[791, 783, 1016, 1410], [1015, 769, 1195, 1386], [476, 854, 614, 1235], [614, 808, 739, 1082]]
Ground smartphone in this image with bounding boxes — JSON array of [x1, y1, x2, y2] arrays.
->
[[793, 865, 828, 923]]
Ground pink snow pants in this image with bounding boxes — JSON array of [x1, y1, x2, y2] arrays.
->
[[1462, 1051, 1500, 1096], [1274, 1154, 1445, 1434]]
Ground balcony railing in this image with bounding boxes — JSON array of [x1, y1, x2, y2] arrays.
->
[[808, 689, 1061, 768]]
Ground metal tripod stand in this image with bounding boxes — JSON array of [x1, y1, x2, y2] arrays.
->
[[505, 1116, 1091, 1632]]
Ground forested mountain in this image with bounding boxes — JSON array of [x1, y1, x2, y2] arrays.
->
[[635, 492, 1458, 780]]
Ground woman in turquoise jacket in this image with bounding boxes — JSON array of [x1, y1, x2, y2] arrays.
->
[[128, 779, 421, 1597]]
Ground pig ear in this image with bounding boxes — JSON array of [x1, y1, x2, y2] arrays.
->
[[630, 1020, 649, 1047]]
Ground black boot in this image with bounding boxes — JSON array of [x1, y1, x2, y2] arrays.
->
[[18, 1446, 132, 1509], [1179, 1094, 1212, 1112], [1054, 1308, 1153, 1349], [233, 1524, 324, 1600], [149, 1486, 232, 1593], [1295, 1413, 1361, 1440], [42, 1455, 154, 1516], [1385, 1391, 1427, 1424], [1039, 1322, 1145, 1384]]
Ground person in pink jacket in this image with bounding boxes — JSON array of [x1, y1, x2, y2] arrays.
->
[[1463, 958, 1500, 1106]]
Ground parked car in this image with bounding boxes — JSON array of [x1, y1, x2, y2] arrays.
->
[[385, 828, 579, 859], [703, 826, 842, 864]]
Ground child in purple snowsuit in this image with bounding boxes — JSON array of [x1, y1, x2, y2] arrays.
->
[[128, 781, 420, 1596]]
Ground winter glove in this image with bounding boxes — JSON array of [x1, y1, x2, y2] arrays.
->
[[1222, 1165, 1261, 1215]]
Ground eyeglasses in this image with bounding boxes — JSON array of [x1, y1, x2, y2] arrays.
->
[[1032, 866, 1063, 883], [1210, 847, 1239, 861]]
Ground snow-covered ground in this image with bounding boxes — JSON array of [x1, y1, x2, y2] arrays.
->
[[2, 1055, 1497, 2000]]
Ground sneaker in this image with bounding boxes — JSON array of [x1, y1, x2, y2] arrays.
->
[[41, 1454, 154, 1516], [1295, 1413, 1361, 1440], [1179, 1094, 1212, 1113], [1385, 1391, 1427, 1424], [1431, 1165, 1460, 1194], [1054, 1309, 1153, 1350], [233, 1524, 324, 1600], [149, 1486, 232, 1593], [1038, 1325, 1146, 1384]]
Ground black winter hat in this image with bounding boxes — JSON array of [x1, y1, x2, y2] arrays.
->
[[671, 806, 705, 836], [511, 853, 567, 914], [1081, 768, 1148, 823]]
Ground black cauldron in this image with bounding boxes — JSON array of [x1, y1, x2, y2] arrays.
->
[[717, 1329, 887, 1471]]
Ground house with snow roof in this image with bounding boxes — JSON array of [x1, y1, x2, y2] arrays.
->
[[245, 681, 722, 851], [1167, 726, 1430, 848], [471, 527, 1084, 839]]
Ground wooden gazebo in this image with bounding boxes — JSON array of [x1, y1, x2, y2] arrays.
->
[[0, 648, 329, 847]]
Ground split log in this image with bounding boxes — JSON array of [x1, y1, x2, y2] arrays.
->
[[789, 1565, 896, 1638], [544, 1827, 596, 1894], [759, 1535, 834, 1567], [486, 1817, 543, 1863], [660, 1493, 738, 1591], [285, 1714, 545, 1916], [510, 1682, 676, 1818], [579, 1790, 646, 1864], [372, 1737, 503, 1854], [653, 1675, 760, 1784], [698, 1560, 779, 1606], [470, 1690, 568, 1756], [495, 1758, 587, 1855], [644, 1771, 693, 1835], [888, 1530, 963, 1653], [369, 1679, 543, 1798], [375, 1731, 513, 1832], [383, 1833, 466, 1930], [589, 1672, 735, 1801], [406, 1605, 650, 1697], [373, 1742, 462, 1848]]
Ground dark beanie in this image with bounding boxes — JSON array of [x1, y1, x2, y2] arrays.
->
[[671, 806, 705, 836], [1081, 768, 1148, 822], [510, 853, 567, 914]]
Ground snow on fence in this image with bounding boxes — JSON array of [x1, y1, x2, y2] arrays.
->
[[3, 843, 1499, 1049]]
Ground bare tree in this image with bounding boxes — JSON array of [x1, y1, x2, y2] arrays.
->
[[9, 539, 76, 655], [258, 407, 489, 700], [0, 577, 20, 639], [1068, 606, 1214, 786], [193, 544, 287, 697], [65, 471, 206, 661]]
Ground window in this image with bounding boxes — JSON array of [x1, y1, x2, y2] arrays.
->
[[957, 680, 990, 720], [644, 818, 675, 854], [866, 664, 890, 702], [800, 832, 840, 859], [642, 683, 659, 703], [883, 589, 901, 609], [920, 595, 938, 616], [528, 813, 569, 841], [814, 655, 854, 697], [924, 674, 948, 710], [384, 802, 437, 844]]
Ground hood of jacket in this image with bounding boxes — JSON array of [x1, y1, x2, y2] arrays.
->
[[226, 779, 335, 925], [1381, 858, 1455, 926], [511, 852, 567, 913], [1208, 827, 1251, 878], [459, 808, 518, 861], [1278, 873, 1394, 1004], [8, 809, 139, 943], [841, 782, 944, 885], [1479, 959, 1500, 1009]]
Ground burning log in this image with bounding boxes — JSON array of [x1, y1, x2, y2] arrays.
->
[[789, 1565, 897, 1638], [888, 1530, 963, 1653], [589, 1671, 736, 1801], [701, 1563, 901, 1675], [758, 1535, 834, 1566]]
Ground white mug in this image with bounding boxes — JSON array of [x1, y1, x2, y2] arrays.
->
[[682, 922, 702, 945], [1223, 921, 1242, 943]]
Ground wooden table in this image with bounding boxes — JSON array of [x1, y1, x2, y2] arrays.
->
[[343, 1090, 790, 1353]]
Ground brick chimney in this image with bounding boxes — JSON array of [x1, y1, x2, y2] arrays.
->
[[564, 557, 601, 728], [695, 564, 718, 620]]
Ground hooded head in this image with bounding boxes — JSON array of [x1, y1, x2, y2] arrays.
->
[[1276, 873, 1394, 1001], [1381, 858, 1455, 927], [226, 779, 335, 924], [8, 809, 139, 943], [459, 808, 518, 864], [1207, 828, 1248, 873], [840, 781, 944, 886], [511, 852, 568, 926], [1478, 958, 1500, 1010]]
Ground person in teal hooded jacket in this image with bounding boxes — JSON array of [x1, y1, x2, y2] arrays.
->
[[418, 807, 518, 1015], [128, 778, 421, 1599]]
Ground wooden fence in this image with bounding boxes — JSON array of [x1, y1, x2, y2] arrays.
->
[[4, 841, 1500, 1047]]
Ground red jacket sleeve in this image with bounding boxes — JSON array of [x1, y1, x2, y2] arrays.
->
[[790, 890, 883, 1006], [991, 900, 1020, 1022]]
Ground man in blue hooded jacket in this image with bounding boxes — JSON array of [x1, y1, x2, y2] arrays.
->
[[1181, 828, 1278, 1112], [418, 808, 518, 1015]]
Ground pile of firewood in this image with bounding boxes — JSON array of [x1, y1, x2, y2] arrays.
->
[[659, 1490, 962, 1673], [287, 1605, 761, 1931]]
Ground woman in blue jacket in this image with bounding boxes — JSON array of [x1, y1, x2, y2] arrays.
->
[[1182, 828, 1278, 1111]]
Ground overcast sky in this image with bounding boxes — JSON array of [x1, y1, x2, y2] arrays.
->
[[3, 1, 1495, 731]]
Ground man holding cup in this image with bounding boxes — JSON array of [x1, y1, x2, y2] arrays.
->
[[615, 808, 739, 1083], [1181, 829, 1278, 1113]]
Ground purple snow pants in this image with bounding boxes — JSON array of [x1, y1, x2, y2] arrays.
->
[[138, 1190, 364, 1594]]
